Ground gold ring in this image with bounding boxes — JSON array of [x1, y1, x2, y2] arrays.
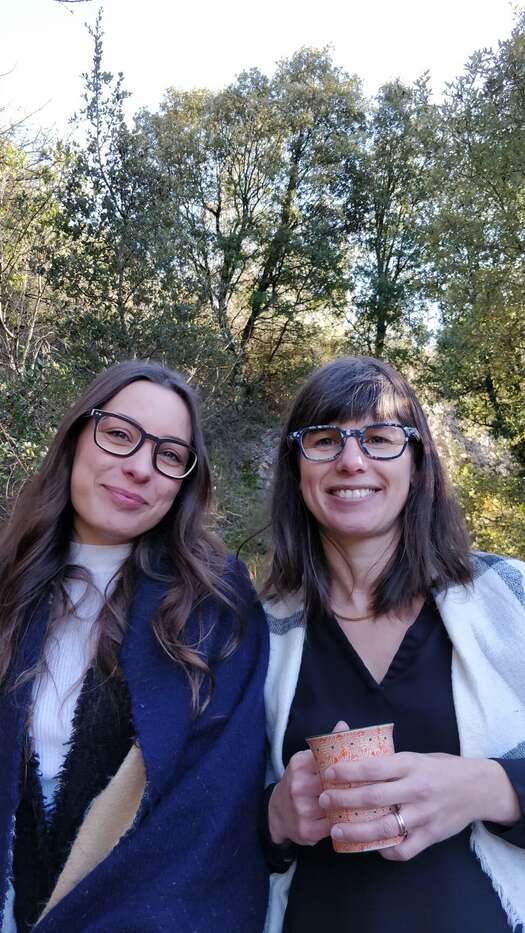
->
[[394, 807, 408, 838]]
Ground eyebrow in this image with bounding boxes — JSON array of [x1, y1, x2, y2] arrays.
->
[[106, 410, 189, 443]]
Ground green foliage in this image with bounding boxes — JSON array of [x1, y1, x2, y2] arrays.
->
[[453, 463, 525, 560], [139, 47, 364, 381], [344, 76, 440, 357], [49, 13, 199, 360], [205, 395, 274, 582], [0, 138, 61, 376], [431, 12, 525, 464]]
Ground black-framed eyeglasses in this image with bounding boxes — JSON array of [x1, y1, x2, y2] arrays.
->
[[89, 409, 198, 479], [288, 422, 421, 462]]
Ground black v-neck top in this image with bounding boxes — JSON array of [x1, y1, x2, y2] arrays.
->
[[281, 600, 525, 933]]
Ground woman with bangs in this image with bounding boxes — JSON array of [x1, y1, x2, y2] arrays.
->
[[262, 356, 525, 933], [0, 360, 268, 933]]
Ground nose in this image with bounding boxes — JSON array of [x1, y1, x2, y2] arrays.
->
[[121, 441, 155, 482], [335, 435, 366, 471]]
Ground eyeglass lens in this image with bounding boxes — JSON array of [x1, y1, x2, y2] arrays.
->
[[95, 414, 195, 477], [301, 425, 407, 460]]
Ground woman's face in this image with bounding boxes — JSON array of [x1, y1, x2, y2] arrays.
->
[[298, 415, 413, 550], [71, 380, 192, 546]]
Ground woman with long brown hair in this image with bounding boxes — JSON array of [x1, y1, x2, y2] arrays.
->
[[0, 360, 268, 933], [262, 356, 525, 933]]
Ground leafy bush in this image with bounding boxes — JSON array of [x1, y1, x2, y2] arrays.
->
[[453, 463, 525, 560]]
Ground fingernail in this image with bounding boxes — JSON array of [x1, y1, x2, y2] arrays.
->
[[319, 792, 330, 808], [324, 768, 335, 781], [332, 827, 344, 840]]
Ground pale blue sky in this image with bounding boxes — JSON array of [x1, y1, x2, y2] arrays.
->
[[1, 0, 517, 136]]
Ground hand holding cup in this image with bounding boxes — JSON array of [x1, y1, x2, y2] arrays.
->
[[307, 722, 404, 853], [268, 722, 349, 847]]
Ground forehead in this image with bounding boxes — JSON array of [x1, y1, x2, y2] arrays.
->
[[307, 399, 410, 429], [329, 415, 400, 429], [105, 381, 192, 440], [301, 375, 413, 428]]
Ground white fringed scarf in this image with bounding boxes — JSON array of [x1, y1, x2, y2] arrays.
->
[[436, 554, 525, 931]]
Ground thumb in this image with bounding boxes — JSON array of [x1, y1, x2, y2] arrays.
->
[[332, 720, 349, 733]]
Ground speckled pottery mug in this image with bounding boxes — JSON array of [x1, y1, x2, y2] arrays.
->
[[307, 722, 403, 854]]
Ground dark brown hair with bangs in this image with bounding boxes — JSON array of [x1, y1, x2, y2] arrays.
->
[[265, 356, 473, 620]]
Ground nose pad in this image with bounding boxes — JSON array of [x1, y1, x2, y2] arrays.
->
[[122, 441, 154, 478], [336, 436, 366, 470]]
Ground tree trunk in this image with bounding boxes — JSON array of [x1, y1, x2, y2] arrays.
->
[[484, 370, 507, 438]]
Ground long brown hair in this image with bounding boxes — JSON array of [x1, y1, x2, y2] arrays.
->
[[265, 356, 473, 621], [0, 360, 237, 713]]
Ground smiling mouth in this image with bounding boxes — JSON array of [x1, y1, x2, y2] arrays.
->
[[330, 488, 379, 500], [103, 485, 147, 506]]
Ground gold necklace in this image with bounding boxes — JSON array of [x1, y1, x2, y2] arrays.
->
[[331, 606, 375, 623]]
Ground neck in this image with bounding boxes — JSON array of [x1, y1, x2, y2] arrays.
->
[[321, 528, 399, 613]]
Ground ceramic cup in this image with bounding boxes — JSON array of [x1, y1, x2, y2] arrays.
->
[[306, 722, 403, 854]]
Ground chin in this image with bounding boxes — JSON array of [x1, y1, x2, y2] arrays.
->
[[96, 525, 137, 545], [329, 522, 393, 542]]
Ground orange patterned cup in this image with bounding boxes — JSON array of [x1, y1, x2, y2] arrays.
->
[[306, 723, 403, 854]]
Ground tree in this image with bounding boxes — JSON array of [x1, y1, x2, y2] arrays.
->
[[0, 138, 59, 376], [0, 132, 75, 519], [432, 12, 525, 463], [50, 12, 209, 371], [343, 77, 439, 358], [142, 48, 364, 382]]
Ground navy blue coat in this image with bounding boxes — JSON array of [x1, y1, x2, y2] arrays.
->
[[0, 558, 269, 932]]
